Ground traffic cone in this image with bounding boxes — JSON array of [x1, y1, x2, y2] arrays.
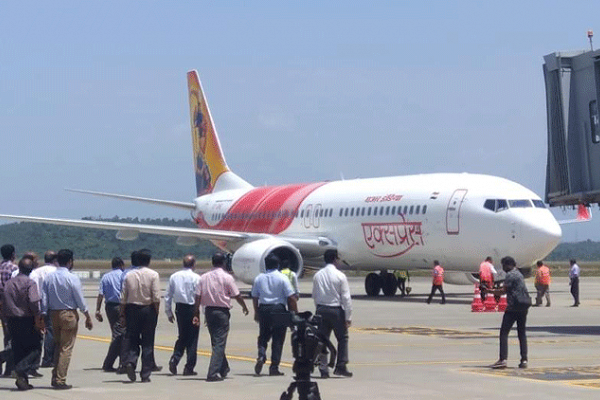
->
[[497, 293, 507, 312], [483, 292, 497, 312], [471, 285, 484, 312]]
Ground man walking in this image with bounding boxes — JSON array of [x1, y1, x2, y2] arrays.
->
[[489, 256, 531, 369], [312, 249, 353, 378], [29, 250, 58, 369], [0, 244, 18, 376], [95, 257, 126, 372], [42, 249, 93, 390], [165, 254, 200, 376], [120, 249, 160, 383], [251, 254, 297, 376], [569, 259, 580, 307], [426, 260, 446, 305], [2, 257, 45, 390], [533, 261, 551, 307], [194, 252, 249, 381]]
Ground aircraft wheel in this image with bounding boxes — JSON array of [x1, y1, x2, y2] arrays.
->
[[365, 273, 382, 296], [381, 272, 398, 297]]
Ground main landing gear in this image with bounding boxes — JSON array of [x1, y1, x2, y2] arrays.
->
[[365, 271, 398, 297]]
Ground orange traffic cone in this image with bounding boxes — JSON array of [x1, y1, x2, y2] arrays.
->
[[483, 292, 497, 312], [497, 293, 507, 312], [471, 285, 484, 312]]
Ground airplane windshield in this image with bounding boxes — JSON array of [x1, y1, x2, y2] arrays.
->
[[532, 199, 546, 208], [509, 199, 532, 208], [483, 199, 508, 212]]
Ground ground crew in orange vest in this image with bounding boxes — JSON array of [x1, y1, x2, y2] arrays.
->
[[479, 257, 495, 298], [426, 260, 445, 305], [533, 261, 551, 307]]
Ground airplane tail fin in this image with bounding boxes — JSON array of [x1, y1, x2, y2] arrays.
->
[[187, 70, 251, 196]]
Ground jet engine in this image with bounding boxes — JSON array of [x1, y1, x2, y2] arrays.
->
[[231, 238, 303, 284]]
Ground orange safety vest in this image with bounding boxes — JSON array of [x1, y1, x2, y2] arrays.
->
[[479, 261, 494, 285], [536, 265, 551, 285], [432, 265, 444, 285]]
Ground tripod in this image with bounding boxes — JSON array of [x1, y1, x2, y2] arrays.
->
[[280, 312, 336, 400]]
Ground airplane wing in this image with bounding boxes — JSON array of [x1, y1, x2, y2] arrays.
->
[[64, 189, 196, 211], [0, 214, 335, 255]]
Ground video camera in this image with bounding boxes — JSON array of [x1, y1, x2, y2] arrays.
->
[[275, 311, 337, 400]]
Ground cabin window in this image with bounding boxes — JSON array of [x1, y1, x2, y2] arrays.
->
[[374, 207, 378, 216], [409, 205, 414, 215], [415, 205, 420, 214], [422, 205, 427, 214], [386, 206, 390, 215], [367, 207, 372, 216], [391, 206, 396, 215]]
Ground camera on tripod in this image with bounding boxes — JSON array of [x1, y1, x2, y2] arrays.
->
[[275, 311, 336, 400]]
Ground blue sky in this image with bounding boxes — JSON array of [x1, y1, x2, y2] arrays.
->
[[1, 1, 599, 241]]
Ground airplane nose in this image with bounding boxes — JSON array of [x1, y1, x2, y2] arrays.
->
[[521, 213, 562, 256]]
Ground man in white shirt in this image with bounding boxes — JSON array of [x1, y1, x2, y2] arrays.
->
[[569, 259, 580, 307], [29, 251, 57, 369], [165, 254, 200, 376], [312, 249, 352, 378]]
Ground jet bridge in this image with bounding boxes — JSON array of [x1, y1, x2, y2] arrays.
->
[[544, 49, 600, 207]]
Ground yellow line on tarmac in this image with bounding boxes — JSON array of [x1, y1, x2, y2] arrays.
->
[[77, 334, 292, 368]]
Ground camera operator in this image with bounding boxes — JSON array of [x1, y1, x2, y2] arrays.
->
[[251, 254, 298, 376], [312, 249, 353, 378]]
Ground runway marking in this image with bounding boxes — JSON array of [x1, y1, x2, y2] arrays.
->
[[77, 334, 293, 368], [354, 326, 495, 338], [465, 365, 600, 389]]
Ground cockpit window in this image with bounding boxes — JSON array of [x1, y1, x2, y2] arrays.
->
[[532, 199, 546, 208], [483, 199, 509, 212], [509, 199, 532, 208]]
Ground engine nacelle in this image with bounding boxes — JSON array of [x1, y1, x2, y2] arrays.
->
[[231, 238, 303, 284], [443, 271, 479, 285]]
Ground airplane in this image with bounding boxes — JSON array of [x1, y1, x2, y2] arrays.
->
[[0, 71, 563, 296]]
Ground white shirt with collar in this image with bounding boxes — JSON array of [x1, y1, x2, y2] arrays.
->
[[165, 268, 200, 318], [29, 264, 58, 297], [312, 263, 352, 321]]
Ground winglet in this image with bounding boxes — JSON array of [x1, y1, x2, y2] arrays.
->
[[187, 70, 230, 197]]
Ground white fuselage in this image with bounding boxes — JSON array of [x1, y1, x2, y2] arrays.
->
[[194, 173, 562, 273]]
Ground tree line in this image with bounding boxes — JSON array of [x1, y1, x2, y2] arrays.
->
[[0, 217, 218, 260], [0, 217, 598, 262]]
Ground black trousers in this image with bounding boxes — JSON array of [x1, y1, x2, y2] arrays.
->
[[205, 307, 230, 379], [41, 314, 54, 367], [570, 277, 580, 305], [0, 316, 14, 375], [315, 305, 349, 369], [499, 310, 528, 361], [123, 304, 157, 380], [257, 304, 287, 369], [6, 317, 42, 379], [103, 302, 126, 369], [170, 303, 199, 372], [427, 285, 446, 304]]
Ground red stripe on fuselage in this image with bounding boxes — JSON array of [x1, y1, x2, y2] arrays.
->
[[198, 182, 328, 234]]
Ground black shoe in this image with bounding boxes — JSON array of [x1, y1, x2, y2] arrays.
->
[[206, 375, 224, 382], [102, 367, 117, 373], [151, 365, 163, 372], [125, 364, 136, 382], [15, 376, 32, 391], [29, 370, 43, 378], [333, 367, 353, 377], [320, 370, 329, 379], [254, 357, 265, 375], [220, 367, 230, 379], [182, 369, 197, 376], [169, 361, 177, 375], [269, 369, 284, 376], [490, 359, 507, 369], [519, 360, 528, 369], [141, 377, 151, 383], [116, 366, 127, 375], [53, 383, 73, 390]]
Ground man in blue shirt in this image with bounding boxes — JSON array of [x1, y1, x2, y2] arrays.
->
[[569, 259, 581, 307], [42, 249, 93, 390], [95, 257, 125, 373], [251, 254, 297, 376]]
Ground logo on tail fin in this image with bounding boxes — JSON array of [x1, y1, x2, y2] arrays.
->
[[187, 71, 229, 197]]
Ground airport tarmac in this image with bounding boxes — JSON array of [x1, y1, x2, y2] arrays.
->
[[1, 275, 600, 399]]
